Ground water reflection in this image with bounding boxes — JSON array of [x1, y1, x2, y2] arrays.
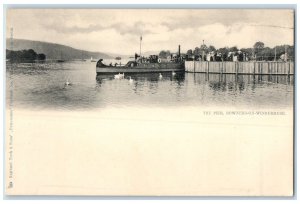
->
[[6, 62, 294, 110], [193, 73, 293, 85], [96, 72, 185, 85], [192, 73, 293, 92]]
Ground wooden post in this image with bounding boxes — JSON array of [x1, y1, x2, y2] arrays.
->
[[207, 61, 209, 74], [234, 62, 236, 75], [276, 62, 278, 74], [194, 60, 196, 73], [285, 62, 287, 75], [288, 61, 290, 76], [268, 62, 270, 75], [235, 62, 238, 76], [253, 62, 256, 75]]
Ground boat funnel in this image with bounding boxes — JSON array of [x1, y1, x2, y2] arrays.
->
[[178, 45, 181, 56]]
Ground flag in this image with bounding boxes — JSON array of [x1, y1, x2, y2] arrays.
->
[[140, 36, 142, 41]]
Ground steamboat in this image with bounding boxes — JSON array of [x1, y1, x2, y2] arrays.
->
[[96, 45, 184, 74]]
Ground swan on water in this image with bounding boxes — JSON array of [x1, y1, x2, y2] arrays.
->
[[114, 73, 125, 79], [159, 73, 163, 79], [129, 76, 133, 83], [172, 71, 176, 76], [114, 73, 121, 79], [65, 78, 71, 86]]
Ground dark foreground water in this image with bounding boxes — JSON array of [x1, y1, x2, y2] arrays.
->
[[6, 61, 294, 110]]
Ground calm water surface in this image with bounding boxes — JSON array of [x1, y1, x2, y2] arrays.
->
[[6, 61, 294, 110]]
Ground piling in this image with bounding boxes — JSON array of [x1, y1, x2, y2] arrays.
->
[[185, 61, 294, 75], [207, 61, 209, 74]]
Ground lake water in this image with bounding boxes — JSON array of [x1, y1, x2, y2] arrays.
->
[[6, 60, 294, 111]]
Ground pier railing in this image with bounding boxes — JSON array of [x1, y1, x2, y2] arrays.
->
[[185, 61, 294, 75]]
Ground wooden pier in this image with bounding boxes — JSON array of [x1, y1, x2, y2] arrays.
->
[[185, 61, 294, 75]]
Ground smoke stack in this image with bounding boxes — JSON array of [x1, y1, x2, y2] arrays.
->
[[178, 45, 181, 56]]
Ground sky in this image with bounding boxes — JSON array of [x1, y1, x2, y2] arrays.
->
[[6, 9, 294, 55]]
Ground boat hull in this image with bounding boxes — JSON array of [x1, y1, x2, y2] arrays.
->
[[96, 62, 184, 74]]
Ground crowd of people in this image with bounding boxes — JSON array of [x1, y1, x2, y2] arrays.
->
[[187, 51, 249, 62]]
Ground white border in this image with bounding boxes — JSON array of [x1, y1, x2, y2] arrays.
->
[[0, 1, 298, 203]]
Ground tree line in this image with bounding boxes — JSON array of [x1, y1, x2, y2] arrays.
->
[[159, 41, 294, 61], [6, 49, 46, 63]]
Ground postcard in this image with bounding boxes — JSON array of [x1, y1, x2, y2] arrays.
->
[[5, 7, 294, 196]]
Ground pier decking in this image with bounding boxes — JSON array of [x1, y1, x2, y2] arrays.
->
[[185, 61, 294, 75]]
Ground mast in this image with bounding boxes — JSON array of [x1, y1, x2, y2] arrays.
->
[[285, 45, 288, 62], [202, 40, 205, 61], [140, 36, 142, 57], [10, 27, 13, 51]]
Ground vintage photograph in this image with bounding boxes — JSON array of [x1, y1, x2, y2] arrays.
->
[[5, 8, 294, 196]]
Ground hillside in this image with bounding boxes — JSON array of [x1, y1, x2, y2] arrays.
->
[[6, 39, 112, 60]]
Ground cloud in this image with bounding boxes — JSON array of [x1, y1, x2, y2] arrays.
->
[[41, 20, 155, 36], [160, 10, 249, 31], [6, 9, 294, 55], [43, 22, 106, 34], [161, 9, 294, 32], [109, 21, 156, 35]]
